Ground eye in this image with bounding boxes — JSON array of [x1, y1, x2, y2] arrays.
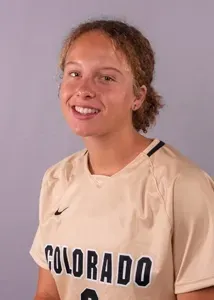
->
[[101, 75, 115, 82], [68, 71, 80, 77]]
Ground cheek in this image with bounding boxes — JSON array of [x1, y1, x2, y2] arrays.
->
[[106, 89, 133, 110], [59, 80, 76, 103]]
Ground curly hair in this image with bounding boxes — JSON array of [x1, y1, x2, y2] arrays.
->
[[59, 19, 164, 133]]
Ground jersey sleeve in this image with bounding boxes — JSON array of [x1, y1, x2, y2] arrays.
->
[[173, 166, 214, 294], [29, 170, 51, 270], [30, 225, 49, 270], [29, 154, 76, 270]]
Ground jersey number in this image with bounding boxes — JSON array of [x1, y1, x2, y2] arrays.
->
[[81, 288, 99, 300]]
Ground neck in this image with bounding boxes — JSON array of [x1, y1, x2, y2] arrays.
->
[[84, 126, 152, 176]]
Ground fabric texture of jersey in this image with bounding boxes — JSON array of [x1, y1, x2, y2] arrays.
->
[[30, 139, 214, 300]]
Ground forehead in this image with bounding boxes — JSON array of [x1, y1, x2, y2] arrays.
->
[[65, 31, 131, 71]]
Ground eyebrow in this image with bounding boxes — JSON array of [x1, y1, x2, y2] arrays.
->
[[65, 61, 123, 75], [100, 67, 123, 75], [65, 61, 81, 67]]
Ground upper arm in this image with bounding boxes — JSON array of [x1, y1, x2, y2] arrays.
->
[[177, 286, 214, 300], [172, 167, 214, 294], [34, 267, 60, 300]]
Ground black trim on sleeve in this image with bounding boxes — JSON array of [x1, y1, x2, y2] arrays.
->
[[147, 141, 165, 157]]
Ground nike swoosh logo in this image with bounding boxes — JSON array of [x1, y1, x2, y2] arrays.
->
[[54, 207, 68, 216]]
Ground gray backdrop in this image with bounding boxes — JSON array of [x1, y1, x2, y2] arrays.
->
[[1, 0, 213, 299]]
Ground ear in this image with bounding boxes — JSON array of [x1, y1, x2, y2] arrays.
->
[[132, 85, 147, 111]]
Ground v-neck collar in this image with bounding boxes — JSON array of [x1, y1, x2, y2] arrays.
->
[[83, 139, 163, 187]]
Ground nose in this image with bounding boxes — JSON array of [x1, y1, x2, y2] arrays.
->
[[76, 81, 96, 99], [77, 89, 96, 98]]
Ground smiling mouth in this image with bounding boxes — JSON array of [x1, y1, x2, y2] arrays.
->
[[70, 105, 100, 115]]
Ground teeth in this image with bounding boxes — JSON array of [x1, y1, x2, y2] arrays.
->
[[75, 106, 99, 115]]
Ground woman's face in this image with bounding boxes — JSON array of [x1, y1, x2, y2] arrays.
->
[[60, 31, 142, 137]]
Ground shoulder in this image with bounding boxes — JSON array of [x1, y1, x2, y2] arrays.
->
[[148, 140, 213, 187], [38, 149, 87, 222], [147, 140, 214, 222], [43, 148, 87, 184]]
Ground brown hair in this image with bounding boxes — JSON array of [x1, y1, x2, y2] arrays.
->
[[59, 19, 164, 133]]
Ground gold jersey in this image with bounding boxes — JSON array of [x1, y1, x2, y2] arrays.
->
[[30, 139, 214, 299]]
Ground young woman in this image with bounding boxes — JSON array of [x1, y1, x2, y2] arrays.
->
[[30, 19, 214, 300]]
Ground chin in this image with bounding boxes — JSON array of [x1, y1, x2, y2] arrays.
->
[[72, 126, 101, 138]]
